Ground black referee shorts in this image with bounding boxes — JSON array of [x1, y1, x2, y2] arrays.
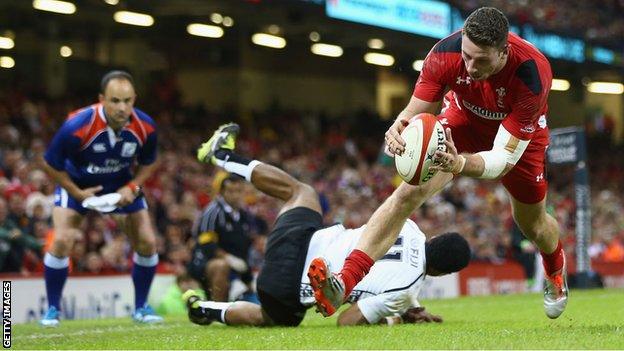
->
[[256, 207, 323, 327]]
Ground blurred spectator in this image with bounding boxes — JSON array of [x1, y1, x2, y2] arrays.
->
[[100, 235, 130, 272], [602, 239, 624, 262], [0, 88, 623, 280], [164, 244, 191, 275], [156, 273, 203, 316], [187, 174, 261, 301], [84, 252, 105, 274], [450, 0, 624, 47], [0, 198, 43, 272]]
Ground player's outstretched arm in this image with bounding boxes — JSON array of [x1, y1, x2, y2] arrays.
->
[[336, 304, 442, 326], [355, 171, 452, 261], [336, 303, 369, 326], [401, 307, 443, 324], [41, 160, 102, 201]]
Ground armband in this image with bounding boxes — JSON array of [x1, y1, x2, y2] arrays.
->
[[476, 125, 530, 179], [476, 150, 508, 179]]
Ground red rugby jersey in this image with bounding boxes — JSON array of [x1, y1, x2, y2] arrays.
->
[[413, 31, 552, 144]]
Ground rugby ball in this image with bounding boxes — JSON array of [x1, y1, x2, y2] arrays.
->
[[394, 113, 446, 185]]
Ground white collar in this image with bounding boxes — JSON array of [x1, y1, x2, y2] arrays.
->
[[218, 197, 240, 219], [99, 104, 130, 147]]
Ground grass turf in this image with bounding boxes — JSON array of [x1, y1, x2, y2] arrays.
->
[[13, 289, 624, 349]]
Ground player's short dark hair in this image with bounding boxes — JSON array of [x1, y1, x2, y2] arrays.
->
[[100, 70, 134, 93], [463, 7, 509, 49], [220, 174, 244, 192], [425, 232, 471, 274]]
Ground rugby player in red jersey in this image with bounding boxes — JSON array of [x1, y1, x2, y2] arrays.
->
[[308, 7, 568, 319]]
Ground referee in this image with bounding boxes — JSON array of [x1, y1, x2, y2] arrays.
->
[[188, 174, 256, 301]]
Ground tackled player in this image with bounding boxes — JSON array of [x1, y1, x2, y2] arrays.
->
[[183, 123, 470, 327]]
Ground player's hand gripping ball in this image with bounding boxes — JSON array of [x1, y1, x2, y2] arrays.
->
[[394, 113, 447, 185]]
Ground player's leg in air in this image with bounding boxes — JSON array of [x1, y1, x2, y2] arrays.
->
[[40, 206, 84, 327], [186, 122, 323, 326], [116, 207, 163, 323], [501, 151, 568, 319]]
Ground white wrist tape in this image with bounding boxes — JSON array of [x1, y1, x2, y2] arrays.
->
[[477, 125, 530, 179], [454, 155, 466, 175]]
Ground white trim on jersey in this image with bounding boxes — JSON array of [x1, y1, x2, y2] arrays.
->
[[106, 126, 118, 147], [76, 104, 106, 151], [60, 187, 69, 208], [97, 104, 107, 123], [134, 110, 148, 140], [80, 129, 108, 151]]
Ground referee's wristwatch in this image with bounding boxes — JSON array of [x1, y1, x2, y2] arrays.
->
[[126, 181, 142, 197]]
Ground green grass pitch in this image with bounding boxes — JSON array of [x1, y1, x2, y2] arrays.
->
[[14, 289, 624, 349]]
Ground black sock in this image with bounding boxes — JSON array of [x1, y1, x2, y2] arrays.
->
[[214, 149, 252, 165]]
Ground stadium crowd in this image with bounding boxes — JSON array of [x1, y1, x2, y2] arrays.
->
[[0, 90, 623, 282], [449, 0, 624, 46]]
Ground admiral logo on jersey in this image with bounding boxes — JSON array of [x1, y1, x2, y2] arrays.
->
[[462, 99, 509, 120]]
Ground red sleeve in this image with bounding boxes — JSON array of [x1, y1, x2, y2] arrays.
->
[[502, 60, 551, 140], [413, 51, 448, 102]]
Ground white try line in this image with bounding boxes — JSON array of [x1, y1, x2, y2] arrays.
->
[[18, 322, 184, 340]]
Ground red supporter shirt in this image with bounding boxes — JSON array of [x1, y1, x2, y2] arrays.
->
[[414, 31, 552, 146]]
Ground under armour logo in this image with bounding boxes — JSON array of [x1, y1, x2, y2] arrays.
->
[[456, 76, 472, 85], [536, 173, 544, 182], [439, 118, 449, 125], [521, 124, 536, 134]]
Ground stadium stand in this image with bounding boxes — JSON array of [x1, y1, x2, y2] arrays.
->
[[449, 0, 624, 46], [0, 89, 622, 282]]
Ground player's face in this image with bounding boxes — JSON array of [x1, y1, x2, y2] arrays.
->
[[99, 78, 136, 129], [221, 181, 244, 210], [461, 34, 507, 81]]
